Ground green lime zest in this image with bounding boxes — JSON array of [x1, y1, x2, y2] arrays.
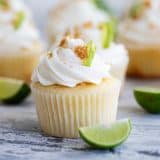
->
[[83, 41, 96, 67], [0, 0, 9, 9], [100, 21, 114, 49], [13, 11, 25, 30], [130, 2, 144, 18], [79, 119, 132, 149]]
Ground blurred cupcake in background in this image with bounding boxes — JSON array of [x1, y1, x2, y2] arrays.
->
[[0, 0, 44, 82], [31, 36, 121, 138], [118, 0, 160, 78], [47, 0, 109, 44], [47, 0, 128, 83]]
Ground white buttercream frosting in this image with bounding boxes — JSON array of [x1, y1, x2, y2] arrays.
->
[[0, 0, 41, 53], [98, 43, 128, 65], [53, 22, 128, 76], [118, 0, 160, 45], [48, 0, 109, 42], [32, 38, 110, 87]]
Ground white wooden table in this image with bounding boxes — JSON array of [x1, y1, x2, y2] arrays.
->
[[0, 79, 160, 160]]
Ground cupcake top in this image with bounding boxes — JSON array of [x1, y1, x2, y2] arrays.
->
[[118, 0, 160, 45], [32, 37, 110, 87], [54, 20, 128, 67], [0, 0, 42, 53], [47, 0, 109, 43]]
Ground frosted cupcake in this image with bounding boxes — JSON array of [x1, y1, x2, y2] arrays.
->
[[53, 21, 128, 82], [118, 0, 160, 77], [47, 0, 110, 44], [31, 37, 121, 138], [0, 0, 43, 82]]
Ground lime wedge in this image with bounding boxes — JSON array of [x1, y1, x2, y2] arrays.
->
[[79, 119, 132, 149], [0, 77, 30, 104], [134, 87, 160, 114], [83, 41, 96, 67], [130, 2, 144, 18], [13, 11, 25, 30], [100, 21, 114, 49], [92, 0, 113, 15], [0, 0, 9, 10]]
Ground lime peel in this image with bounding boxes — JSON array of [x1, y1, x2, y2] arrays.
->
[[79, 119, 132, 149], [0, 77, 30, 104], [134, 87, 160, 114], [130, 2, 145, 18], [0, 0, 9, 9], [83, 41, 96, 67], [100, 21, 114, 49], [13, 11, 25, 30]]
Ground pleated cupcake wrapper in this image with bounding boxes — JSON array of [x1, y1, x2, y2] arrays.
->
[[0, 53, 41, 82], [32, 79, 121, 138]]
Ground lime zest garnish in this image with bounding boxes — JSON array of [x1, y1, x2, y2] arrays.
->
[[13, 11, 25, 30], [83, 41, 96, 67], [100, 21, 114, 49], [0, 0, 9, 10], [130, 2, 144, 18]]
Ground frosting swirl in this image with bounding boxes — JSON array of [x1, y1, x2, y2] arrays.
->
[[118, 0, 160, 45], [53, 21, 128, 72], [0, 0, 42, 54], [32, 38, 110, 87], [97, 43, 128, 65]]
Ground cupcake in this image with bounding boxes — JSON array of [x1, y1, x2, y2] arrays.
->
[[52, 21, 128, 82], [47, 0, 109, 44], [0, 0, 43, 82], [118, 0, 160, 77], [31, 37, 121, 138]]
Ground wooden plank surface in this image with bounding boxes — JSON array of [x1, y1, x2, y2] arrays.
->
[[0, 79, 160, 160]]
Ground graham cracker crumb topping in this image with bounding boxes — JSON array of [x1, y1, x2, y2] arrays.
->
[[73, 26, 81, 38], [74, 46, 88, 59], [59, 38, 67, 48], [144, 0, 151, 7], [83, 21, 93, 29]]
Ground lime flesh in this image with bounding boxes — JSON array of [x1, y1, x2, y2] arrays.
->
[[134, 87, 160, 114], [79, 119, 131, 149], [0, 77, 30, 104]]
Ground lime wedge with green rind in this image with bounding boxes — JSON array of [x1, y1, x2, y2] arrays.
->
[[79, 119, 132, 149], [134, 87, 160, 114], [91, 0, 113, 15], [0, 78, 30, 104], [130, 2, 144, 18], [13, 11, 25, 30], [0, 0, 9, 9], [101, 21, 114, 49], [83, 41, 96, 67]]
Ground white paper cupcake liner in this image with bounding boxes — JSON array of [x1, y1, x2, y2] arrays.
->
[[32, 78, 121, 138]]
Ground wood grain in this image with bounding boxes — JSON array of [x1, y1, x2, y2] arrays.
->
[[0, 79, 160, 160]]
